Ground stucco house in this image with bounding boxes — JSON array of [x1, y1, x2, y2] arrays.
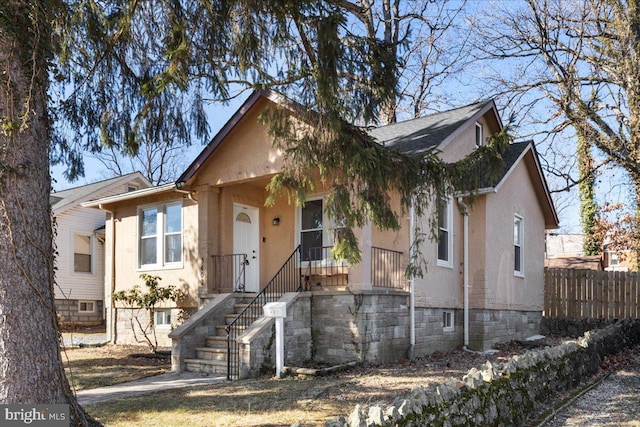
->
[[52, 172, 150, 326], [83, 90, 558, 378]]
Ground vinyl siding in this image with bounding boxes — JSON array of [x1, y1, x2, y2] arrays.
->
[[54, 182, 138, 301], [54, 206, 105, 301]]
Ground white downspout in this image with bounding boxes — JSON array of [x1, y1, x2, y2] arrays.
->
[[99, 204, 116, 343], [408, 200, 416, 360], [458, 197, 470, 348]]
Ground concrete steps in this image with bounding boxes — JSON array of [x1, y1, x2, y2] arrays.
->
[[183, 294, 257, 376]]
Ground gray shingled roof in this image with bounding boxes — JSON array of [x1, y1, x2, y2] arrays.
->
[[481, 140, 532, 189], [368, 101, 492, 154], [50, 172, 145, 213]]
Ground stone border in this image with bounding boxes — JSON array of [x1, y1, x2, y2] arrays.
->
[[326, 318, 640, 427]]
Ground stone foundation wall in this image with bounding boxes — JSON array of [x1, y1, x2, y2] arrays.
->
[[115, 306, 185, 349], [327, 319, 640, 427], [56, 299, 103, 326], [413, 308, 463, 355], [240, 293, 544, 376], [468, 309, 542, 351]]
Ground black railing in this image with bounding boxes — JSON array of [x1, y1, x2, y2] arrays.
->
[[303, 246, 349, 289], [226, 246, 302, 380], [371, 246, 405, 290], [211, 254, 247, 293]]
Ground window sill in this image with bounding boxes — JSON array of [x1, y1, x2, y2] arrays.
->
[[437, 260, 453, 269], [137, 263, 184, 272], [514, 271, 525, 278]]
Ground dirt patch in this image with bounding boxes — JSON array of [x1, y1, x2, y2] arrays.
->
[[62, 345, 170, 391]]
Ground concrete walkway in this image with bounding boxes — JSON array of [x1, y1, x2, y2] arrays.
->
[[76, 371, 226, 406], [61, 331, 108, 347]]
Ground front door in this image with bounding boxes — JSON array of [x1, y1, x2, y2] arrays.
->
[[233, 204, 260, 292]]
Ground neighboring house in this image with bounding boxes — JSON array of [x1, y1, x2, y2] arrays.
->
[[545, 233, 585, 258], [545, 256, 603, 271], [603, 246, 636, 272], [545, 233, 603, 270], [83, 91, 558, 378], [544, 233, 635, 271], [52, 172, 151, 326]]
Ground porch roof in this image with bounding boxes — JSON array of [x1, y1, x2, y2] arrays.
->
[[52, 171, 151, 215], [81, 182, 179, 208]]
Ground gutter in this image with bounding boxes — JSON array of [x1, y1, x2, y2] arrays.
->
[[457, 197, 470, 348], [408, 199, 416, 360], [98, 203, 116, 344]]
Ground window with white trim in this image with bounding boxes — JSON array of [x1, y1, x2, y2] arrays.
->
[[78, 301, 95, 313], [73, 234, 93, 273], [301, 199, 323, 261], [443, 310, 454, 332], [299, 197, 345, 262], [139, 202, 182, 268], [475, 122, 483, 147], [610, 252, 619, 266], [154, 309, 172, 327], [514, 215, 524, 275], [437, 197, 453, 267]]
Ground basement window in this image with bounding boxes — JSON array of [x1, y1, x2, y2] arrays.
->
[[78, 301, 96, 313], [154, 309, 172, 328], [443, 310, 454, 332]]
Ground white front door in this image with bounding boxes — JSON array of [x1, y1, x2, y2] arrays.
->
[[233, 204, 260, 292]]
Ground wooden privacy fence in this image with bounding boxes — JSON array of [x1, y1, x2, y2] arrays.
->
[[545, 268, 640, 319]]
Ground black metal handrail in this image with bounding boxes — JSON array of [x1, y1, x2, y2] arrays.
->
[[303, 246, 349, 289], [211, 254, 247, 293], [371, 246, 405, 290], [225, 245, 302, 380]]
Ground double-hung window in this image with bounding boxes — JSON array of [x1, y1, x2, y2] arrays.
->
[[514, 215, 524, 276], [300, 199, 324, 262], [139, 202, 182, 269], [299, 197, 345, 263], [73, 234, 92, 273], [437, 197, 453, 267]]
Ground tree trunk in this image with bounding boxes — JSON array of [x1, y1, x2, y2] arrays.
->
[[0, 3, 100, 425], [633, 175, 640, 271], [577, 135, 600, 255]]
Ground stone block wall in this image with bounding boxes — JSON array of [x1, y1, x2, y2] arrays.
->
[[413, 308, 463, 355], [468, 309, 541, 351], [239, 292, 313, 378], [540, 317, 618, 337], [312, 291, 410, 365], [56, 299, 103, 326], [327, 318, 640, 427]]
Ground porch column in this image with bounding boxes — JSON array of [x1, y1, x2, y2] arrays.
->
[[350, 221, 372, 290], [197, 185, 219, 299]]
